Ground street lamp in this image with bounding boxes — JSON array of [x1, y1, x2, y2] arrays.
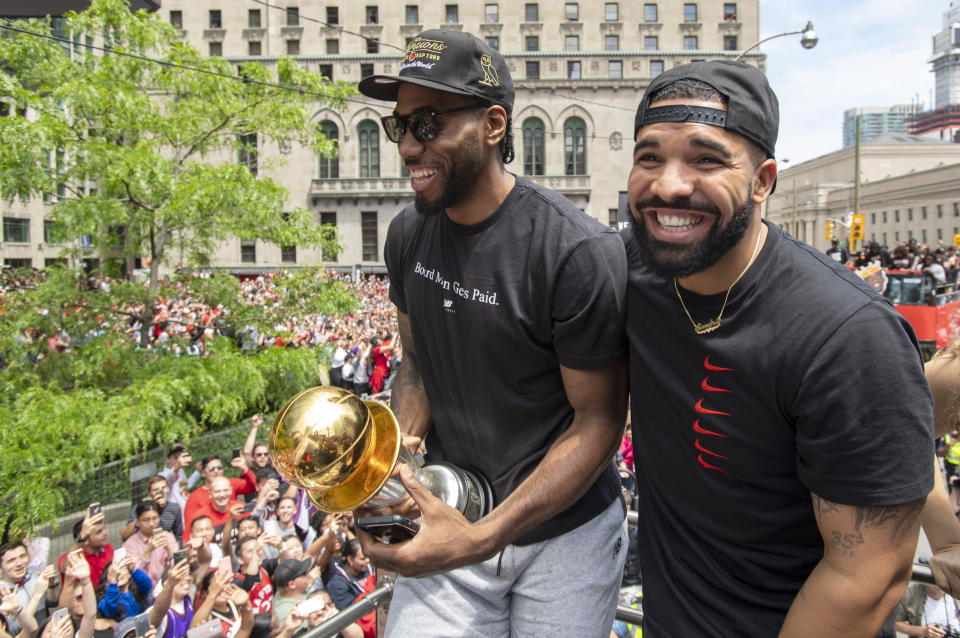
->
[[735, 21, 818, 61]]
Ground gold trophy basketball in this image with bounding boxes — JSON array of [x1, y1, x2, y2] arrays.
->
[[268, 386, 492, 539]]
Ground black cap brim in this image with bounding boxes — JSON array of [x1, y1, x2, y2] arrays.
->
[[359, 74, 476, 102]]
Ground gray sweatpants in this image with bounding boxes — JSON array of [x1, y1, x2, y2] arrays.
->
[[385, 497, 628, 638]]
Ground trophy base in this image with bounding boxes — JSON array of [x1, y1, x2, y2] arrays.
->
[[425, 462, 494, 523]]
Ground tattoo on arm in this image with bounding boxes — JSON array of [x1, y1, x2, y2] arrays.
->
[[853, 499, 926, 545], [388, 312, 432, 436], [811, 494, 839, 518], [813, 494, 927, 558], [390, 360, 424, 409]]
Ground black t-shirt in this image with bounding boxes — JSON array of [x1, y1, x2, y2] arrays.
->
[[623, 221, 934, 637], [385, 175, 627, 545]]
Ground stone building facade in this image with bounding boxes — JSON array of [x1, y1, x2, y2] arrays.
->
[[765, 134, 960, 252], [1, 0, 761, 272]]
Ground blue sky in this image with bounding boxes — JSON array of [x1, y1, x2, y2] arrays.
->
[[760, 0, 942, 165]]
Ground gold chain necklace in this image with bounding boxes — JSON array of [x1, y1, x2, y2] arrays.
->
[[674, 228, 764, 335]]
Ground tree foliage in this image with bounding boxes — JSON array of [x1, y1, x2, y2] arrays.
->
[[0, 0, 364, 534], [0, 265, 358, 535], [0, 0, 353, 344]]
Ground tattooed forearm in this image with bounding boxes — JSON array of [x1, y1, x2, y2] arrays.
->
[[388, 313, 432, 437], [390, 357, 427, 410]]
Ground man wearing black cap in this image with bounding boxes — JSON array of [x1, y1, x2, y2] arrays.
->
[[270, 558, 313, 625], [357, 29, 628, 637], [624, 60, 934, 637]]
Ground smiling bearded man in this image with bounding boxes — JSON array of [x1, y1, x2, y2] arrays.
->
[[622, 60, 934, 638], [356, 28, 630, 638]]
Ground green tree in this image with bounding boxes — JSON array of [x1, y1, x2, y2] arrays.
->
[[0, 0, 364, 534], [0, 265, 359, 535], [0, 0, 351, 346]]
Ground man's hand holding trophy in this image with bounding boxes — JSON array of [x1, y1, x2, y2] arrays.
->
[[267, 386, 493, 552]]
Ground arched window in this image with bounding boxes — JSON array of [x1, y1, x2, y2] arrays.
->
[[564, 117, 587, 176], [317, 120, 339, 179], [357, 120, 380, 178], [522, 117, 545, 176]]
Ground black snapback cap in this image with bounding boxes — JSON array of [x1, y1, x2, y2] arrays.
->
[[634, 60, 779, 159], [271, 558, 312, 589], [358, 29, 514, 112]]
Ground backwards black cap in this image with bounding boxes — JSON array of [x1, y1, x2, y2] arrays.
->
[[634, 60, 779, 159], [358, 29, 514, 112]]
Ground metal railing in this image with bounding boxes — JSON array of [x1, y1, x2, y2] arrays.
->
[[300, 582, 394, 638]]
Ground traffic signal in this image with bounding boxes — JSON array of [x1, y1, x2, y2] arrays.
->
[[954, 233, 960, 248], [850, 214, 865, 241], [824, 221, 834, 241]]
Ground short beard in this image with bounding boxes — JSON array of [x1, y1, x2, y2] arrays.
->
[[412, 133, 485, 216], [630, 187, 754, 278]]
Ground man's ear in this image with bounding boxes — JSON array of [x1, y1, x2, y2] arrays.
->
[[751, 158, 778, 203], [484, 105, 508, 150]]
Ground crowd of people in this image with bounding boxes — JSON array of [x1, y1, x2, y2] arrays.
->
[[0, 255, 641, 638], [0, 414, 383, 638], [0, 418, 639, 638], [0, 268, 412, 638], [10, 24, 960, 638], [827, 238, 960, 285], [1, 269, 399, 370]]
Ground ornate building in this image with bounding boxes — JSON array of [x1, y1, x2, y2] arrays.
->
[[1, 0, 761, 272]]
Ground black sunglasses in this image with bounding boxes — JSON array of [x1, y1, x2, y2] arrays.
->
[[381, 104, 485, 144]]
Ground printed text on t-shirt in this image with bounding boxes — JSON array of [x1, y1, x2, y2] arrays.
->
[[414, 261, 500, 306]]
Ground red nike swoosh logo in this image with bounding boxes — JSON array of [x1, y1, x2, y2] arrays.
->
[[697, 454, 727, 473], [695, 399, 731, 416], [694, 439, 727, 459], [701, 377, 733, 393], [703, 356, 734, 372], [692, 419, 728, 438]]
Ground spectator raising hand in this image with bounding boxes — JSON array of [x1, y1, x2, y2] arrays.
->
[[62, 551, 96, 638], [230, 454, 249, 474], [0, 584, 22, 616], [76, 512, 103, 547], [36, 566, 58, 594], [147, 559, 190, 629], [275, 608, 307, 638], [65, 551, 90, 584], [39, 612, 71, 638]]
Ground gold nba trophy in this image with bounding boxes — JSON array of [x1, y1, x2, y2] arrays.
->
[[268, 386, 492, 540]]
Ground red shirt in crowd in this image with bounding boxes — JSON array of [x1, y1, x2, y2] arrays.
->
[[182, 498, 245, 543], [183, 470, 257, 533], [57, 543, 114, 587]]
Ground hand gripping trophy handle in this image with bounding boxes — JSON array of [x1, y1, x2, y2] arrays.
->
[[267, 386, 493, 527]]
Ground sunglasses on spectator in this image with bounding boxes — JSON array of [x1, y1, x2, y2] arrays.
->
[[380, 104, 485, 144], [254, 452, 269, 457], [206, 465, 223, 472]]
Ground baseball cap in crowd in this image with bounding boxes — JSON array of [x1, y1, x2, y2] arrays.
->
[[358, 29, 514, 112], [633, 60, 779, 159], [272, 558, 312, 589]]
